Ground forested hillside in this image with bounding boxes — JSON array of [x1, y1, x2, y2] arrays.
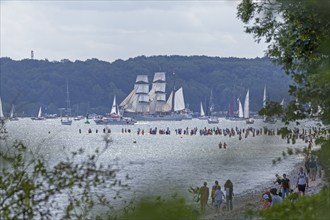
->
[[0, 56, 291, 116]]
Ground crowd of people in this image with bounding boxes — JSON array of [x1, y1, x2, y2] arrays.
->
[[198, 153, 322, 215], [261, 154, 322, 209]]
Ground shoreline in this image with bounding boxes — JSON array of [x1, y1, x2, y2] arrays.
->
[[199, 160, 327, 220]]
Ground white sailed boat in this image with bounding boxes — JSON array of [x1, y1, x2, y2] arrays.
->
[[120, 72, 187, 121], [61, 81, 72, 125], [238, 98, 244, 119], [244, 89, 254, 124], [199, 102, 208, 120], [9, 104, 19, 121], [31, 106, 45, 120], [94, 96, 136, 125], [0, 97, 5, 120]]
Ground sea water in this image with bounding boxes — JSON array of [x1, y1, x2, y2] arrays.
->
[[4, 118, 310, 209]]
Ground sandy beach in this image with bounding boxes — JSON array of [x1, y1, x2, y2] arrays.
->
[[199, 161, 327, 220]]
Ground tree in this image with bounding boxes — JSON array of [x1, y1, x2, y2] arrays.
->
[[0, 120, 125, 219], [237, 0, 330, 218], [237, 0, 330, 125]]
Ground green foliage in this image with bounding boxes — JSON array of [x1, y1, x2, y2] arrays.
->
[[118, 195, 199, 220], [260, 187, 330, 220], [237, 0, 330, 124], [238, 0, 330, 218], [258, 101, 283, 117], [0, 121, 123, 219]]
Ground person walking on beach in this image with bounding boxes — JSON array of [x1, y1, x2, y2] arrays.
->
[[297, 167, 309, 196], [211, 181, 219, 207], [309, 156, 317, 181], [214, 185, 225, 213], [280, 174, 290, 199], [199, 182, 209, 213], [224, 179, 234, 211]]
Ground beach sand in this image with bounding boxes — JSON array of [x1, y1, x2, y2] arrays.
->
[[199, 161, 327, 220]]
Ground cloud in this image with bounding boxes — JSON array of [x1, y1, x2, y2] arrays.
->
[[0, 1, 267, 62]]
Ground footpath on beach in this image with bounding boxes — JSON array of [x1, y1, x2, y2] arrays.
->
[[199, 169, 327, 220]]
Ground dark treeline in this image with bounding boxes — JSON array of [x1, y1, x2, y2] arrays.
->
[[0, 55, 291, 116]]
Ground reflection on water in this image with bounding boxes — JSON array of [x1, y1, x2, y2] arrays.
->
[[5, 118, 309, 201]]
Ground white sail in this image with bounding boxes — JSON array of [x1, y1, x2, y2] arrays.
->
[[238, 99, 244, 118], [153, 72, 166, 82], [9, 105, 14, 118], [135, 75, 148, 83], [200, 102, 205, 117], [0, 97, 4, 119], [151, 72, 167, 113], [174, 87, 185, 112], [120, 87, 138, 109], [135, 75, 149, 113], [110, 96, 117, 114], [37, 106, 42, 118], [165, 91, 174, 111], [244, 89, 249, 119], [280, 98, 285, 106]]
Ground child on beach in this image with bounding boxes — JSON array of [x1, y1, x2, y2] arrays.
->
[[214, 186, 225, 213], [261, 193, 271, 209], [211, 181, 219, 207]]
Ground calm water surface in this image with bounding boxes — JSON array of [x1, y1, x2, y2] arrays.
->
[[5, 118, 310, 201]]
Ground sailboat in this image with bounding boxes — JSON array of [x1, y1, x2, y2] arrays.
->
[[9, 104, 19, 121], [0, 97, 5, 120], [31, 106, 45, 120], [94, 96, 136, 125], [199, 102, 207, 120], [244, 89, 254, 124], [238, 98, 244, 119], [61, 81, 73, 125], [262, 85, 276, 124], [120, 72, 187, 121], [207, 89, 219, 123]]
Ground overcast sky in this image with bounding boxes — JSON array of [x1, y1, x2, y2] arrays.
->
[[0, 1, 267, 62]]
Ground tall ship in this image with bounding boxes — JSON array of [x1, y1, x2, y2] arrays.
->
[[119, 72, 187, 121]]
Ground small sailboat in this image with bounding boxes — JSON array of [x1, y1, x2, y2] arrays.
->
[[94, 96, 136, 125], [0, 97, 5, 120], [244, 89, 254, 124], [9, 104, 19, 121], [61, 81, 73, 125], [199, 102, 207, 120], [238, 98, 244, 119], [31, 106, 45, 120], [207, 116, 219, 124]]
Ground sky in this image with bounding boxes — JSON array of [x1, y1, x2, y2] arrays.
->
[[0, 0, 268, 62]]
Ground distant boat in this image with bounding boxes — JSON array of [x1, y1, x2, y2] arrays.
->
[[207, 116, 219, 124], [9, 104, 19, 121], [94, 96, 136, 125], [262, 85, 277, 124], [238, 98, 244, 119], [31, 106, 45, 120], [119, 72, 187, 121], [61, 81, 73, 125], [0, 97, 5, 120], [244, 89, 254, 124], [199, 102, 208, 120]]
